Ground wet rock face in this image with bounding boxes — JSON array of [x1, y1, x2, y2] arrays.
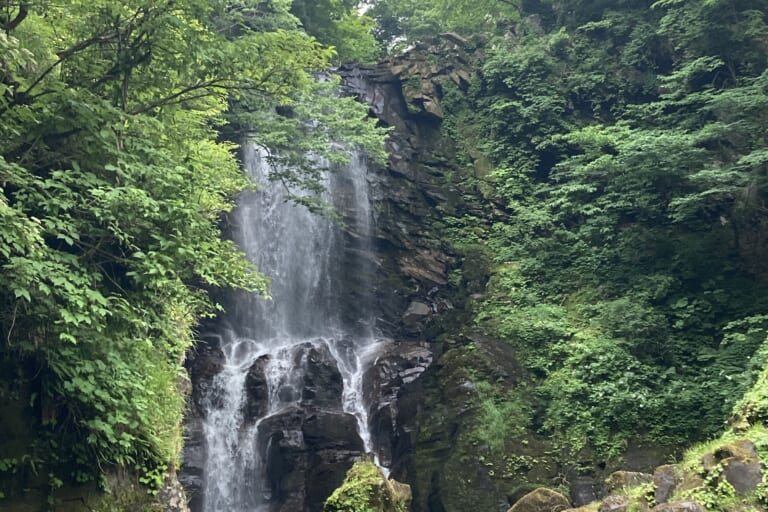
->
[[186, 334, 225, 416], [259, 408, 365, 512], [182, 338, 355, 512], [301, 345, 344, 409], [181, 335, 226, 510], [363, 341, 434, 472], [339, 36, 476, 341], [244, 355, 269, 422]]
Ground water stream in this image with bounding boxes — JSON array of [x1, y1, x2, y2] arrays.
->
[[198, 145, 385, 511]]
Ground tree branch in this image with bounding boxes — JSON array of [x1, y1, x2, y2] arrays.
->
[[21, 30, 123, 98], [1, 2, 28, 32]]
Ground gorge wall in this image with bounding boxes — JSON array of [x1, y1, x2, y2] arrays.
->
[[338, 37, 567, 512], [181, 35, 675, 512]]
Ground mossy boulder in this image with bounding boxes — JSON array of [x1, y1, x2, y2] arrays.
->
[[324, 460, 411, 512], [507, 488, 570, 512], [605, 471, 653, 494]]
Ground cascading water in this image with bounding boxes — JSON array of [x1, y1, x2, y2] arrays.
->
[[197, 144, 387, 512]]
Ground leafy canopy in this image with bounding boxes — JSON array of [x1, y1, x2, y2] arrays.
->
[[0, 0, 385, 497]]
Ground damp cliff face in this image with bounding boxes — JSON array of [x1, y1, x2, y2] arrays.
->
[[338, 37, 567, 512]]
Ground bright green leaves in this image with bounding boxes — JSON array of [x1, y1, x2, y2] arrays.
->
[[291, 0, 381, 63], [0, 0, 375, 496], [367, 0, 521, 47], [433, 0, 768, 464]]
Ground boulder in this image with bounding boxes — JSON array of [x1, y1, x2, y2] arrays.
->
[[599, 496, 631, 512], [699, 439, 762, 495], [258, 408, 365, 512], [508, 488, 570, 512], [324, 460, 412, 512], [570, 475, 597, 506], [652, 465, 679, 504], [721, 457, 762, 495], [650, 501, 704, 512], [605, 471, 653, 493]]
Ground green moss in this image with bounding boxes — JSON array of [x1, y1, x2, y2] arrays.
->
[[324, 461, 410, 512]]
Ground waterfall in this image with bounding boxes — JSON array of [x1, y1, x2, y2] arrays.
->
[[197, 145, 386, 512]]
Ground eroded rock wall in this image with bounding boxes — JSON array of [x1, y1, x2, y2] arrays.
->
[[340, 36, 563, 512]]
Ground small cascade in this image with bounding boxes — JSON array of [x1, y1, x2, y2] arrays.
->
[[195, 145, 387, 512]]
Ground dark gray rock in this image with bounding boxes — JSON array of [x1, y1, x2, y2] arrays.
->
[[258, 408, 365, 512], [653, 464, 678, 504], [569, 476, 597, 506], [403, 300, 432, 323], [186, 335, 225, 415], [244, 355, 269, 422], [364, 341, 434, 471], [721, 456, 762, 495], [650, 501, 704, 512], [178, 417, 205, 511], [301, 344, 344, 409]]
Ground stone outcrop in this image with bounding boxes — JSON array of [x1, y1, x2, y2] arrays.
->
[[182, 335, 370, 512], [339, 34, 485, 341], [363, 341, 434, 472], [258, 407, 365, 512], [605, 471, 653, 493], [652, 465, 679, 504]]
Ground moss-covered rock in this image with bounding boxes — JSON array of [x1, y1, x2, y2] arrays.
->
[[324, 460, 411, 512], [605, 472, 654, 494], [399, 333, 563, 511], [507, 487, 570, 512]]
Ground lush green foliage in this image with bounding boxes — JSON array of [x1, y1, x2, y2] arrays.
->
[[426, 0, 768, 461], [0, 0, 384, 500], [292, 0, 381, 62], [368, 0, 520, 47]]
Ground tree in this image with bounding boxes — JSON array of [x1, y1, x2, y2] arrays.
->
[[367, 0, 520, 47], [291, 0, 381, 62], [0, 0, 385, 498]]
